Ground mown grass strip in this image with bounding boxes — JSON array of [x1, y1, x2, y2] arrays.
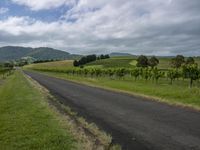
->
[[0, 71, 76, 150]]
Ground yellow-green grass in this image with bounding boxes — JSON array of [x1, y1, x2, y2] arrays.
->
[[86, 57, 135, 68], [25, 60, 74, 71], [84, 65, 103, 69], [129, 60, 137, 66], [0, 71, 76, 150], [25, 57, 200, 70], [26, 68, 200, 110], [87, 56, 200, 69]]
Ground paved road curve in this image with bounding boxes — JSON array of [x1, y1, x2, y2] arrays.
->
[[25, 71, 200, 150]]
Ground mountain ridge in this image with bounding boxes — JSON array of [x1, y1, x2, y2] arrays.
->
[[0, 46, 81, 61]]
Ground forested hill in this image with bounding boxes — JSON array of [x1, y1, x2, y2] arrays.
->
[[0, 46, 81, 61]]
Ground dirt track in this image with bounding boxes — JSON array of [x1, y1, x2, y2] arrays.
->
[[25, 71, 200, 150]]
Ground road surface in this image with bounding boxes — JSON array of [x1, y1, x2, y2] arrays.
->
[[25, 71, 200, 150]]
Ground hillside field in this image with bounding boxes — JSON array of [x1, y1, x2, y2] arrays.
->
[[25, 57, 200, 110]]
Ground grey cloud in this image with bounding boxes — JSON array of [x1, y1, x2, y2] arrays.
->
[[0, 0, 200, 56]]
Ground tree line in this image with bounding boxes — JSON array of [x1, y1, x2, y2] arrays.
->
[[73, 54, 110, 67]]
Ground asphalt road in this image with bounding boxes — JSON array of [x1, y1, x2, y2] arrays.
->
[[24, 71, 200, 150]]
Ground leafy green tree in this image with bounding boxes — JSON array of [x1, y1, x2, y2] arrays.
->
[[152, 67, 164, 83], [186, 57, 195, 65], [73, 60, 79, 67], [136, 55, 148, 67], [115, 68, 126, 78], [167, 69, 179, 84], [171, 55, 185, 68], [130, 68, 140, 80], [148, 56, 159, 68], [141, 68, 151, 81], [182, 64, 199, 88], [107, 69, 115, 78]]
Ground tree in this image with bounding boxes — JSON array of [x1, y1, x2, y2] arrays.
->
[[182, 64, 199, 88], [115, 68, 126, 78], [141, 68, 151, 81], [104, 54, 110, 59], [167, 69, 179, 84], [107, 69, 115, 78], [100, 55, 105, 59], [130, 68, 140, 80], [152, 67, 164, 83], [171, 55, 185, 68], [186, 57, 195, 65], [75, 54, 97, 66], [136, 55, 148, 67], [73, 60, 79, 67], [148, 56, 159, 68]]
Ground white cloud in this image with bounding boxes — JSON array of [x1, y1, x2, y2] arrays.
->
[[1, 0, 200, 55], [11, 0, 76, 11], [0, 7, 9, 14]]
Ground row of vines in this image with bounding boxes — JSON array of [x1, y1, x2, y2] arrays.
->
[[0, 67, 14, 79], [33, 63, 200, 87]]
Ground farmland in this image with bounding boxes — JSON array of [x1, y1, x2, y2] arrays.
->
[[25, 56, 200, 110]]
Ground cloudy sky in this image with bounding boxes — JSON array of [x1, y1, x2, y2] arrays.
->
[[0, 0, 199, 55]]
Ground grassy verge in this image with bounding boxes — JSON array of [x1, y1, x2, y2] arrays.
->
[[0, 70, 120, 150], [26, 70, 200, 110], [0, 71, 77, 150]]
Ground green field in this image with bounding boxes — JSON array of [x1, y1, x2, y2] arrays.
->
[[25, 58, 200, 110], [86, 56, 200, 69], [26, 56, 200, 70], [0, 71, 76, 150], [86, 56, 135, 68], [25, 60, 74, 70]]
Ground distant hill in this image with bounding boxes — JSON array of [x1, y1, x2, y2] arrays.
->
[[0, 46, 81, 61], [110, 52, 134, 57]]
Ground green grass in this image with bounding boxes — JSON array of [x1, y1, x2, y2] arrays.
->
[[27, 70, 200, 110], [86, 56, 135, 68], [25, 56, 200, 70], [86, 56, 200, 69], [25, 60, 74, 71], [0, 71, 76, 150]]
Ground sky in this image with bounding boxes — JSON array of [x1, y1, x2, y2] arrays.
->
[[0, 0, 200, 56]]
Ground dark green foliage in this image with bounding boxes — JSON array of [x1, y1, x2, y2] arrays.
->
[[148, 56, 159, 68], [152, 67, 164, 83], [171, 55, 185, 68], [74, 54, 110, 67], [167, 69, 180, 84], [73, 60, 79, 67], [186, 57, 195, 65], [99, 54, 110, 59], [182, 64, 199, 87], [74, 54, 97, 66], [141, 68, 151, 81], [33, 59, 57, 64], [130, 68, 140, 80], [136, 55, 149, 67], [0, 63, 13, 79]]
